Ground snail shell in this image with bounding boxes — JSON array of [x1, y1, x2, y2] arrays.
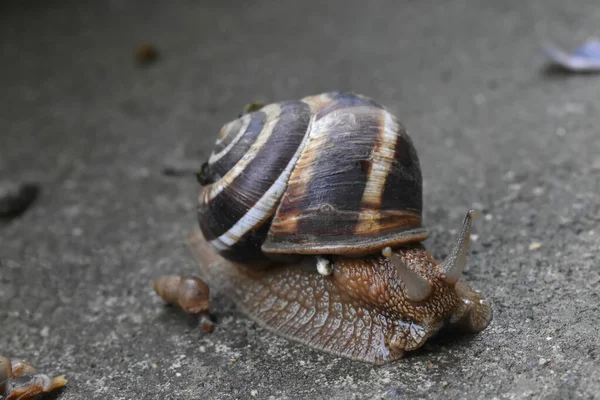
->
[[153, 275, 210, 314], [198, 92, 426, 263]]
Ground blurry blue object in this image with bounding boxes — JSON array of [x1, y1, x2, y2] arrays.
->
[[542, 38, 600, 71]]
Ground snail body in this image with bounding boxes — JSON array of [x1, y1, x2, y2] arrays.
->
[[190, 92, 492, 364]]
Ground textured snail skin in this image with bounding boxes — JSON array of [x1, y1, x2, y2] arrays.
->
[[188, 229, 492, 365]]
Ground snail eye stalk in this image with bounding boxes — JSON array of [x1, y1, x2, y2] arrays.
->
[[382, 247, 431, 302], [439, 210, 477, 284]]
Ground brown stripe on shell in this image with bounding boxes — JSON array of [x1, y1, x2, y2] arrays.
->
[[352, 210, 421, 235], [276, 105, 382, 227], [263, 223, 428, 256], [379, 120, 422, 214], [354, 109, 400, 235], [268, 93, 337, 237], [300, 92, 337, 112]]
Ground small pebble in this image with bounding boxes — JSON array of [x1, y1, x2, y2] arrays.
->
[[532, 187, 545, 196], [529, 242, 542, 251], [200, 314, 215, 333], [239, 103, 265, 117], [175, 372, 181, 377], [472, 201, 484, 211], [442, 381, 450, 388], [250, 390, 258, 397], [503, 170, 516, 181], [474, 93, 486, 105], [0, 181, 40, 218], [40, 326, 50, 338], [538, 358, 548, 366]]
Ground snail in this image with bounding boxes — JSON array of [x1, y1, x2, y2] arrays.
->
[[165, 92, 492, 365], [0, 356, 66, 399]]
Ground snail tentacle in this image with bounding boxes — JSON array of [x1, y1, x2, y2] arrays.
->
[[439, 209, 477, 284], [382, 246, 431, 302]]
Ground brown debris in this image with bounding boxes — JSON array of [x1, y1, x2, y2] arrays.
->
[[0, 356, 67, 399], [134, 43, 159, 65], [199, 313, 215, 333], [238, 103, 265, 117], [154, 275, 214, 332]]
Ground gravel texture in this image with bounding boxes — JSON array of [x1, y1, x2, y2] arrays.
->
[[1, 0, 599, 399]]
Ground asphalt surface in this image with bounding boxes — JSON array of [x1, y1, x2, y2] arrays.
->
[[1, 0, 600, 399]]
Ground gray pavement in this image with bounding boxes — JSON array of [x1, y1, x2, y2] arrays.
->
[[1, 0, 599, 399]]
